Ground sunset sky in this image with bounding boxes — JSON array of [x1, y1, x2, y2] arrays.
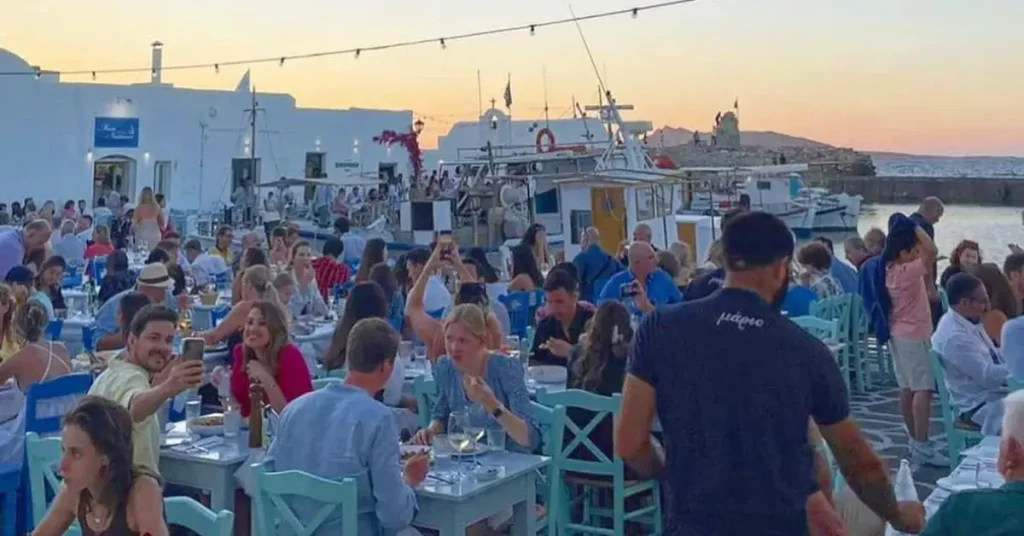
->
[[4, 0, 1022, 156]]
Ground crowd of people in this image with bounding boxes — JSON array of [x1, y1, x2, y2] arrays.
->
[[3, 188, 1024, 534]]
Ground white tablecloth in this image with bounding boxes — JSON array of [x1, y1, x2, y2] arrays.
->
[[924, 436, 1003, 518]]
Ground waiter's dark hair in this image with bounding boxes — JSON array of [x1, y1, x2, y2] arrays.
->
[[722, 211, 794, 270]]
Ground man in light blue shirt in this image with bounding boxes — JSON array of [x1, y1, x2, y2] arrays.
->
[[334, 216, 367, 264], [599, 242, 682, 313], [267, 318, 427, 535], [53, 220, 86, 266], [0, 220, 51, 280]]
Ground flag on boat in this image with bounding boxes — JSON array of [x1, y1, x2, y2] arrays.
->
[[503, 77, 513, 108]]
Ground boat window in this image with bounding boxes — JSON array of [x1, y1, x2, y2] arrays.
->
[[653, 185, 672, 218], [569, 210, 592, 244], [635, 187, 656, 221], [756, 180, 772, 190]]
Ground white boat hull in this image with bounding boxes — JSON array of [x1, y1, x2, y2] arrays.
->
[[809, 194, 861, 232]]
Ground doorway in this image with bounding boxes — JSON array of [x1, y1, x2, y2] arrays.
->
[[590, 187, 626, 254], [154, 161, 172, 201], [378, 163, 397, 182], [92, 156, 136, 207], [304, 152, 325, 204]]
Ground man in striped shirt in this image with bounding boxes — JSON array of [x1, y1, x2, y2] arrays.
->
[[311, 237, 350, 300]]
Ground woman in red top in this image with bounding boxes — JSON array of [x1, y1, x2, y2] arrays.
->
[[84, 226, 115, 259], [230, 300, 312, 417]]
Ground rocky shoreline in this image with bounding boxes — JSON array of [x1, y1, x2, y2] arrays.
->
[[653, 143, 876, 176]]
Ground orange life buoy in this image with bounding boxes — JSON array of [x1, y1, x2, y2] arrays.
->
[[535, 128, 556, 153]]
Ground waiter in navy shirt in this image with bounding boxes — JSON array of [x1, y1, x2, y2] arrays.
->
[[616, 211, 925, 535]]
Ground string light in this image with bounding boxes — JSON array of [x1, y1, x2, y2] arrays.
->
[[91, 71, 96, 81], [279, 57, 285, 66], [0, 0, 696, 79]]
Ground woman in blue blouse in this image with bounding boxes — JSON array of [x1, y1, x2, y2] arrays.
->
[[412, 303, 539, 452]]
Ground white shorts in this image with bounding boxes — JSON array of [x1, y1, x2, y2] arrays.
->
[[888, 338, 934, 391]]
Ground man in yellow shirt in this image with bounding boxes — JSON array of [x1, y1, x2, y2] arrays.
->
[[88, 305, 203, 473], [207, 224, 234, 264]]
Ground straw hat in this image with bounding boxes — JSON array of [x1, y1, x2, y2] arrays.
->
[[136, 263, 174, 288]]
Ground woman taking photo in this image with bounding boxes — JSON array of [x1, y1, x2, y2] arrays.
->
[[0, 285, 20, 360], [229, 300, 312, 417], [353, 238, 387, 283], [32, 396, 168, 536], [406, 243, 502, 360], [412, 304, 539, 452], [507, 245, 544, 292], [200, 265, 278, 346], [0, 302, 71, 389], [287, 240, 328, 318]]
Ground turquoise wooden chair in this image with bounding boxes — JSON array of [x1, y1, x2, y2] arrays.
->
[[26, 433, 67, 528], [313, 377, 343, 390], [537, 389, 662, 536], [165, 496, 233, 536], [413, 375, 438, 429], [252, 462, 358, 536], [810, 294, 869, 392], [530, 401, 565, 534], [791, 316, 839, 341], [930, 350, 984, 470], [499, 290, 546, 339]]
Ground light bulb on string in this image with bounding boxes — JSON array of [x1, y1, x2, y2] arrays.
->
[[91, 71, 96, 81], [529, 25, 535, 36], [214, 64, 220, 74], [355, 49, 361, 59], [632, 8, 639, 18], [279, 57, 285, 66], [439, 38, 446, 50]]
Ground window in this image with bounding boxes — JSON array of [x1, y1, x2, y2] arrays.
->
[[154, 161, 172, 199], [652, 184, 673, 217], [635, 187, 656, 220], [569, 210, 592, 244], [756, 180, 772, 190]]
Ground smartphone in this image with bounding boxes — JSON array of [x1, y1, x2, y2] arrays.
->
[[182, 338, 205, 362], [619, 282, 638, 299]]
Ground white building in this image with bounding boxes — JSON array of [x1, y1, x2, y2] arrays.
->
[[425, 107, 609, 168], [0, 44, 414, 211]]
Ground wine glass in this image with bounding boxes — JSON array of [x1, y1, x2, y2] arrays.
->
[[447, 411, 471, 481]]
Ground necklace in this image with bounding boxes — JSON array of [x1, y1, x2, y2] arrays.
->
[[88, 501, 110, 527]]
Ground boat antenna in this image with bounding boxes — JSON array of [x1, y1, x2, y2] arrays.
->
[[542, 65, 550, 127], [568, 5, 607, 95]]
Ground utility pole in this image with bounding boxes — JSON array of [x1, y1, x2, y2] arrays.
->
[[198, 120, 207, 211], [243, 87, 263, 226]]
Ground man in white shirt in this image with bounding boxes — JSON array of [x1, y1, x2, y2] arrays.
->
[[184, 238, 229, 287], [932, 272, 1010, 434], [333, 216, 366, 264], [53, 219, 86, 265], [406, 248, 451, 313], [92, 198, 115, 229], [74, 215, 94, 242]]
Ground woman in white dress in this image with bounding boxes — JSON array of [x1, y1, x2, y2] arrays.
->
[[132, 187, 164, 251]]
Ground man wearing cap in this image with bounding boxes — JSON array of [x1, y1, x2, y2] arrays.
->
[[0, 219, 52, 280], [93, 263, 177, 347]]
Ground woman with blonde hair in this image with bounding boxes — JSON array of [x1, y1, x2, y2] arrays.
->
[[668, 241, 694, 283], [0, 285, 20, 360], [228, 300, 312, 417], [412, 303, 539, 452], [132, 187, 164, 251], [656, 250, 687, 289], [0, 301, 72, 390], [200, 265, 280, 345]]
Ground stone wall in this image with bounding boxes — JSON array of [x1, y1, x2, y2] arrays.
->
[[812, 176, 1024, 206]]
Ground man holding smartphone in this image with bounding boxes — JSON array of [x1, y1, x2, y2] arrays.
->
[[89, 305, 204, 474]]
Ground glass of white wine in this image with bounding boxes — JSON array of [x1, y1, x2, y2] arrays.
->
[[448, 411, 471, 481]]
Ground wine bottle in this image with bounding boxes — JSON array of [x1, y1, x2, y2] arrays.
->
[[248, 382, 265, 448]]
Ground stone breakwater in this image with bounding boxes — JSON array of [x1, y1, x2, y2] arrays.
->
[[811, 175, 1024, 206], [656, 144, 876, 175]]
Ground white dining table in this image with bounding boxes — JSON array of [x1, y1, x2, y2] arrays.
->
[[159, 421, 251, 512], [924, 435, 1003, 518], [413, 449, 548, 536]]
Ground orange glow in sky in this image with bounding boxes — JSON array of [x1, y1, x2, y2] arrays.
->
[[4, 0, 1023, 155]]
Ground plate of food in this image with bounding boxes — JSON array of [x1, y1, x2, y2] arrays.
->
[[188, 414, 225, 437], [528, 365, 567, 384]]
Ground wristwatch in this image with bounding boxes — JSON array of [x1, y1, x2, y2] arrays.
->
[[491, 405, 505, 419]]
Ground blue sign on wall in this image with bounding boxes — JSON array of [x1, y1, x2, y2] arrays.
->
[[94, 117, 139, 148]]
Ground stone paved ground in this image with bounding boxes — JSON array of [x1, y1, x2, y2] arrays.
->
[[849, 386, 950, 497]]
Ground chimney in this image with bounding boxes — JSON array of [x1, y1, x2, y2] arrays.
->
[[150, 41, 164, 84]]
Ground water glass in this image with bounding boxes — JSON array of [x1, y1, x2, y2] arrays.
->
[[448, 411, 471, 480], [223, 407, 241, 438], [504, 335, 520, 359], [399, 340, 413, 361], [486, 427, 507, 452], [184, 398, 201, 437]]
